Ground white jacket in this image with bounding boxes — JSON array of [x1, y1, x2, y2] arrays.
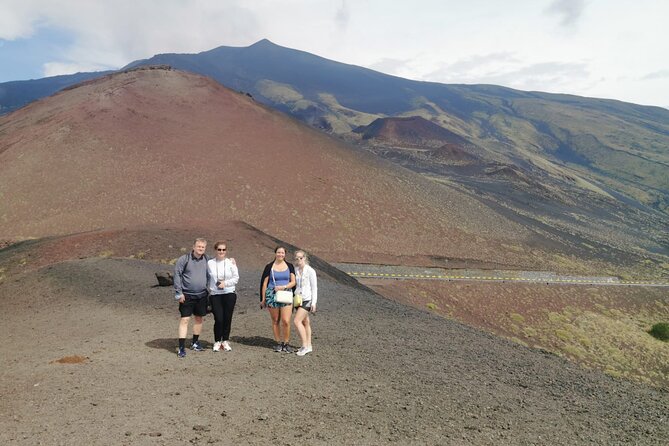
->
[[295, 264, 318, 305], [207, 258, 239, 294]]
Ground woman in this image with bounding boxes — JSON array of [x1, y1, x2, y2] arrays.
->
[[293, 250, 317, 356], [207, 241, 239, 352], [260, 246, 296, 353]]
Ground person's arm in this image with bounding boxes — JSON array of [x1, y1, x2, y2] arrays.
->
[[285, 273, 296, 290], [225, 259, 240, 288], [174, 255, 186, 301], [309, 267, 318, 309], [261, 276, 269, 308], [259, 264, 270, 300], [284, 263, 296, 290], [206, 260, 214, 293], [205, 257, 211, 292]]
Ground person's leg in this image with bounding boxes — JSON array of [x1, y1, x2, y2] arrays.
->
[[178, 316, 190, 356], [193, 316, 203, 336], [304, 314, 312, 348], [293, 308, 308, 347], [178, 317, 190, 341], [268, 307, 281, 342], [189, 315, 204, 351], [210, 294, 224, 343], [222, 293, 237, 342], [177, 300, 194, 356], [280, 305, 292, 344], [189, 296, 207, 349]]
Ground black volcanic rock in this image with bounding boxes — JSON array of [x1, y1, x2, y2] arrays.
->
[[155, 271, 173, 286]]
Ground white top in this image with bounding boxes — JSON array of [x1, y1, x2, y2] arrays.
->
[[207, 258, 239, 294], [295, 264, 318, 305]]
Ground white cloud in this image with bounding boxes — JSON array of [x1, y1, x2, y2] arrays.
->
[[424, 53, 592, 95], [642, 70, 669, 81], [335, 0, 350, 30], [1, 0, 262, 76], [369, 57, 414, 77], [0, 0, 43, 39], [545, 0, 586, 27], [42, 61, 111, 78], [0, 0, 667, 106]]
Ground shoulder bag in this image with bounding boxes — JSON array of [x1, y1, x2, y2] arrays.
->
[[272, 268, 293, 304]]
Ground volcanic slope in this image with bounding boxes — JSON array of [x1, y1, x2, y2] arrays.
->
[[1, 228, 667, 445], [1, 66, 577, 270]]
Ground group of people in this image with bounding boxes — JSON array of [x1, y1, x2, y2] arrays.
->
[[173, 239, 318, 358]]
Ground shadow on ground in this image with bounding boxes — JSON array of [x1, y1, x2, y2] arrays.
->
[[230, 335, 276, 349], [146, 338, 214, 353]]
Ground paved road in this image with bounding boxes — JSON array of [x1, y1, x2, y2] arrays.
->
[[332, 263, 669, 287]]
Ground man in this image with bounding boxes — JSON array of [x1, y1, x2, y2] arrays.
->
[[174, 238, 210, 358]]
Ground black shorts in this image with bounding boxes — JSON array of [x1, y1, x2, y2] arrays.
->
[[179, 295, 208, 317], [298, 300, 312, 312]]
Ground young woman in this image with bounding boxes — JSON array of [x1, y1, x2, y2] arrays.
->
[[207, 241, 239, 352], [293, 250, 318, 356], [260, 246, 296, 353]]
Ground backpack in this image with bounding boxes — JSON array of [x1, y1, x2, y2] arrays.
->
[[180, 251, 210, 274]]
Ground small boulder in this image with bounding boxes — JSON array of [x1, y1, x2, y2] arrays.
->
[[155, 271, 174, 286]]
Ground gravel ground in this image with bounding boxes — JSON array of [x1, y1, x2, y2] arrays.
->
[[0, 257, 667, 445]]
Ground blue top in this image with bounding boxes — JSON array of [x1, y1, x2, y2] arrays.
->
[[270, 267, 290, 288]]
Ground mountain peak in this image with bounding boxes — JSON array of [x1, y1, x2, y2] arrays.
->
[[249, 38, 278, 48]]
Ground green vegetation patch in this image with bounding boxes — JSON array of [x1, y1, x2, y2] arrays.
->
[[509, 313, 525, 323], [648, 322, 669, 342], [528, 306, 669, 387]]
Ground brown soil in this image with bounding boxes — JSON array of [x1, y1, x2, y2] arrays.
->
[[366, 278, 669, 386], [0, 66, 605, 275], [1, 228, 667, 445], [52, 355, 88, 364]]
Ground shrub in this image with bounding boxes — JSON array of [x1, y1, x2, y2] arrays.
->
[[510, 313, 525, 323], [648, 322, 669, 341]]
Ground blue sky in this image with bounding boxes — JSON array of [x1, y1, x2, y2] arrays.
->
[[1, 0, 668, 107]]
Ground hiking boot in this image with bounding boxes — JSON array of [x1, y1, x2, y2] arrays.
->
[[177, 347, 186, 358], [190, 341, 204, 352], [282, 344, 294, 353], [296, 346, 312, 356], [213, 341, 222, 352], [222, 341, 232, 351], [273, 343, 283, 352]]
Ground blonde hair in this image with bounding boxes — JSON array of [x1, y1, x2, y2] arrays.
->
[[295, 250, 309, 264]]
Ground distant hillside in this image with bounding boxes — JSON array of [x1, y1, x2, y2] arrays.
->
[[0, 66, 568, 271], [1, 40, 667, 271], [354, 116, 473, 148], [2, 39, 667, 217], [0, 71, 113, 114]]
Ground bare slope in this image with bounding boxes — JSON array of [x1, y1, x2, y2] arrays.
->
[[1, 66, 573, 270], [0, 231, 667, 445]]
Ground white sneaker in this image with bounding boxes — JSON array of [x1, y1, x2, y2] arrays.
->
[[296, 346, 312, 356], [222, 341, 232, 351], [213, 341, 222, 352]]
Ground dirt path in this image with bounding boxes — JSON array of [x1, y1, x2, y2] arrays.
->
[[334, 262, 669, 287], [0, 257, 667, 445]]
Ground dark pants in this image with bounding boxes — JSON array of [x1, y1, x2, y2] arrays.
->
[[211, 292, 237, 342]]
